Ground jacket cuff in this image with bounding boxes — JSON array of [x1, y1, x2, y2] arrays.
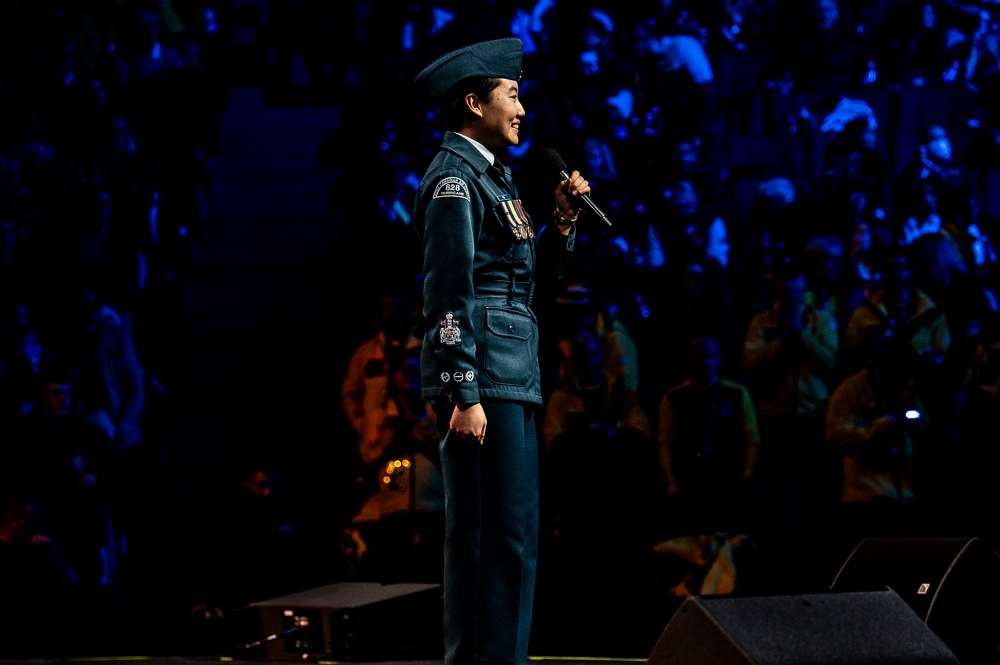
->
[[448, 385, 481, 404]]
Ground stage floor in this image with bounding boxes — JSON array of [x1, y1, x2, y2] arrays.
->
[[1, 659, 647, 665]]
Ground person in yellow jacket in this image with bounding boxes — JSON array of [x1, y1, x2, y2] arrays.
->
[[826, 335, 928, 562], [843, 248, 950, 371], [659, 337, 760, 536], [542, 327, 650, 449]]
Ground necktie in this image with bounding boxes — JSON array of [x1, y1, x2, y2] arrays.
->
[[491, 157, 512, 193]]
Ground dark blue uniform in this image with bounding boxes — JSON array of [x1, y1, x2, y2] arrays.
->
[[415, 130, 575, 664]]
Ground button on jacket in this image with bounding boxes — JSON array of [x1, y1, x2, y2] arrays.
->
[[415, 131, 575, 406]]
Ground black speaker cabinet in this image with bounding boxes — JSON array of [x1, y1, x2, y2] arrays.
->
[[831, 537, 1000, 664], [647, 590, 959, 664], [231, 582, 443, 660]]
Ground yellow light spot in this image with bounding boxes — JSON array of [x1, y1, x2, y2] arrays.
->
[[383, 476, 391, 484], [402, 459, 411, 468], [394, 460, 402, 468]]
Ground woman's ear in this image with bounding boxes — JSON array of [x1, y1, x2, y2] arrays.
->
[[465, 93, 484, 119]]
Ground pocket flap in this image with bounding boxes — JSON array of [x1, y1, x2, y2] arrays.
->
[[485, 307, 532, 341]]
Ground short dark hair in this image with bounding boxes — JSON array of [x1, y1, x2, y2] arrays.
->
[[445, 77, 503, 131]]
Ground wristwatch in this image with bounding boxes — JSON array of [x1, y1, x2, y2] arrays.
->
[[553, 208, 579, 224]]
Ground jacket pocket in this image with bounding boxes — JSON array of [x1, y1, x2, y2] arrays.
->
[[483, 307, 535, 386]]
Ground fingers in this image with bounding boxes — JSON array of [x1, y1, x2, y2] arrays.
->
[[566, 170, 590, 196], [450, 424, 485, 445], [449, 404, 487, 445], [558, 171, 591, 197]]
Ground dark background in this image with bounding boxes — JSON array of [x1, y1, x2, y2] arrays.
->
[[4, 0, 1000, 660]]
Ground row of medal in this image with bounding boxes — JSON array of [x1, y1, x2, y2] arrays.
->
[[498, 198, 534, 240]]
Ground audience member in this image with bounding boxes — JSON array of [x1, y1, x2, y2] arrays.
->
[[742, 259, 840, 590], [195, 460, 307, 610], [650, 259, 738, 392], [548, 281, 643, 400], [954, 312, 1000, 543], [72, 288, 146, 451], [538, 326, 660, 655], [341, 347, 443, 583], [776, 0, 865, 94], [8, 366, 120, 596], [340, 293, 422, 466], [543, 327, 651, 449], [658, 337, 760, 537], [0, 496, 80, 654], [844, 246, 951, 374], [826, 335, 928, 558], [742, 261, 838, 469], [0, 495, 80, 583], [821, 116, 889, 215], [892, 125, 965, 231]]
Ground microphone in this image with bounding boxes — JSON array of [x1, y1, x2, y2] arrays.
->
[[537, 148, 612, 228]]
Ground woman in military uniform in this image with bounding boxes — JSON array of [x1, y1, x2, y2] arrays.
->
[[413, 38, 590, 665]]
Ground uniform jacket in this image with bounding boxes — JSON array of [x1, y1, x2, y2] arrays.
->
[[415, 131, 575, 405]]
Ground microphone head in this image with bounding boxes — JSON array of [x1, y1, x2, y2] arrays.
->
[[536, 148, 568, 174]]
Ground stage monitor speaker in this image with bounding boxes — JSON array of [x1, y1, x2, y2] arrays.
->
[[647, 589, 959, 665], [831, 537, 1000, 664], [231, 582, 443, 661]]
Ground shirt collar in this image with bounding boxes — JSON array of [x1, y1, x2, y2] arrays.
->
[[454, 132, 496, 166]]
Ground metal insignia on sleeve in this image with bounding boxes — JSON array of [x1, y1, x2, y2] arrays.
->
[[439, 312, 463, 346], [465, 370, 475, 382], [440, 372, 450, 383], [432, 177, 470, 201], [453, 371, 464, 383]]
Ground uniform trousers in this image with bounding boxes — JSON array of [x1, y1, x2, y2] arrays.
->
[[435, 400, 539, 665]]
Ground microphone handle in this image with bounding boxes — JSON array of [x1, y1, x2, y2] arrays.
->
[[558, 170, 613, 228]]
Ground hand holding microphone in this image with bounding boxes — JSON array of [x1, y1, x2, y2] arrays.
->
[[554, 168, 589, 221], [538, 148, 613, 228]]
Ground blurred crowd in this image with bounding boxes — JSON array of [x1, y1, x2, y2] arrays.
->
[[6, 0, 1000, 658], [322, 0, 1000, 651], [0, 0, 228, 652]]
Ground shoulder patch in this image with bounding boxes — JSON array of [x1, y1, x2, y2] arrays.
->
[[433, 177, 470, 201]]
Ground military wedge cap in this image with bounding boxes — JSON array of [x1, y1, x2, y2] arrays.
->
[[415, 38, 523, 102]]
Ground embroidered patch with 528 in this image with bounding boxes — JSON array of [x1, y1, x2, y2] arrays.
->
[[433, 177, 470, 200]]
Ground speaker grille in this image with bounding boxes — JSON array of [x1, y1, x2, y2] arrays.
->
[[649, 590, 959, 664]]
